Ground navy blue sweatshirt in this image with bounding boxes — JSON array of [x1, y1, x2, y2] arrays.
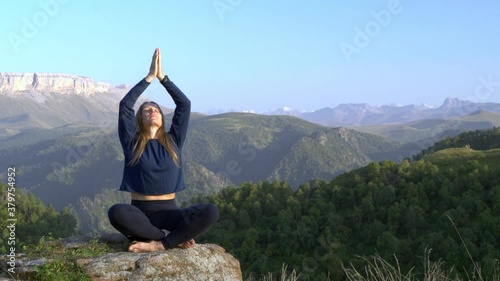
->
[[118, 78, 191, 195]]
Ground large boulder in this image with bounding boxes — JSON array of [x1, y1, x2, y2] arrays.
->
[[78, 243, 241, 281], [0, 235, 242, 281]]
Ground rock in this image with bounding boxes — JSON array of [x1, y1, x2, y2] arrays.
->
[[0, 235, 242, 281], [0, 253, 52, 277], [0, 72, 128, 96], [81, 244, 242, 281]]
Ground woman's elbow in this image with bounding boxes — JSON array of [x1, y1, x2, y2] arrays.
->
[[183, 99, 191, 110], [119, 98, 128, 108]]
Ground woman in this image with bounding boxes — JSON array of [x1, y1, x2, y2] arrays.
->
[[108, 48, 219, 252]]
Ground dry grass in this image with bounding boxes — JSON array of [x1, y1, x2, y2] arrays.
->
[[342, 250, 499, 281], [245, 264, 300, 281], [341, 216, 499, 281], [244, 256, 498, 281]]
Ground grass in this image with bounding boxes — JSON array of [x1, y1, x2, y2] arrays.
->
[[245, 265, 300, 281], [342, 250, 499, 281], [241, 253, 499, 281], [423, 147, 500, 168], [2, 234, 498, 281], [342, 216, 499, 281], [13, 234, 114, 281]]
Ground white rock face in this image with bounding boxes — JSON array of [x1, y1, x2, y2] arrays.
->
[[0, 72, 126, 96]]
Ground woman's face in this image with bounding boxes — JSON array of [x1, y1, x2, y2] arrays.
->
[[141, 103, 162, 127]]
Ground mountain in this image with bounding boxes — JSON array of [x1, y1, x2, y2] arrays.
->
[[0, 72, 131, 96], [0, 73, 409, 234], [0, 113, 405, 212], [0, 127, 230, 211], [349, 110, 500, 144], [411, 126, 500, 161], [298, 98, 500, 127], [7, 72, 482, 130], [263, 106, 307, 116], [200, 127, 500, 279], [206, 106, 308, 116], [185, 112, 405, 186], [203, 98, 500, 127], [0, 72, 127, 95], [0, 72, 157, 136], [1, 72, 498, 225], [195, 142, 500, 279]]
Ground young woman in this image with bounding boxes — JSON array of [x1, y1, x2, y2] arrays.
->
[[108, 48, 219, 252]]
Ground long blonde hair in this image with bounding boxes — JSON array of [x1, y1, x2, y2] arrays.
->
[[129, 101, 180, 167]]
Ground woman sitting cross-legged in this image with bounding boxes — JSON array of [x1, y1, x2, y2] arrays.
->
[[108, 48, 219, 252]]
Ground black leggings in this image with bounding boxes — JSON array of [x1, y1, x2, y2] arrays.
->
[[108, 199, 219, 249]]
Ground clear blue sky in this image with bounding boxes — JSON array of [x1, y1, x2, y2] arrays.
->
[[2, 0, 500, 113]]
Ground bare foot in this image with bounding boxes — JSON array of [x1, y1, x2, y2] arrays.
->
[[177, 239, 195, 249], [128, 240, 165, 253]]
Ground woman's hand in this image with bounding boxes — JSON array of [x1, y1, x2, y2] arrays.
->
[[156, 48, 165, 81], [146, 48, 159, 83]]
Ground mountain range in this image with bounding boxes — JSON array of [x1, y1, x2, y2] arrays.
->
[[3, 72, 500, 130], [0, 73, 169, 139], [229, 98, 500, 127], [2, 72, 500, 215], [1, 73, 499, 280], [0, 113, 406, 211]]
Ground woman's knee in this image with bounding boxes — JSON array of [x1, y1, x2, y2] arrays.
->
[[108, 204, 130, 223], [204, 203, 219, 226]]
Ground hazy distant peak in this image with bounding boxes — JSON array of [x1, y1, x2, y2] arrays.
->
[[419, 102, 437, 109], [265, 106, 306, 116], [336, 102, 371, 108], [242, 109, 258, 114], [439, 97, 472, 109], [387, 103, 404, 107]]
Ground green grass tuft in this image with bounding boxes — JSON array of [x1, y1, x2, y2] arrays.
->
[[20, 234, 114, 281]]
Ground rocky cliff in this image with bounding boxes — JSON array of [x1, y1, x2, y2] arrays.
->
[[0, 235, 242, 281], [0, 72, 128, 96], [0, 72, 153, 131]]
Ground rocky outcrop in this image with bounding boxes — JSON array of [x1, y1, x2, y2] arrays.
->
[[0, 72, 129, 96], [79, 244, 241, 281], [0, 235, 242, 281]]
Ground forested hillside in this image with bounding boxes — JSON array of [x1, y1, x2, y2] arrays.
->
[[185, 112, 403, 187], [0, 182, 76, 254], [0, 113, 404, 211], [1, 127, 499, 280], [193, 147, 500, 280], [413, 127, 500, 160]]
